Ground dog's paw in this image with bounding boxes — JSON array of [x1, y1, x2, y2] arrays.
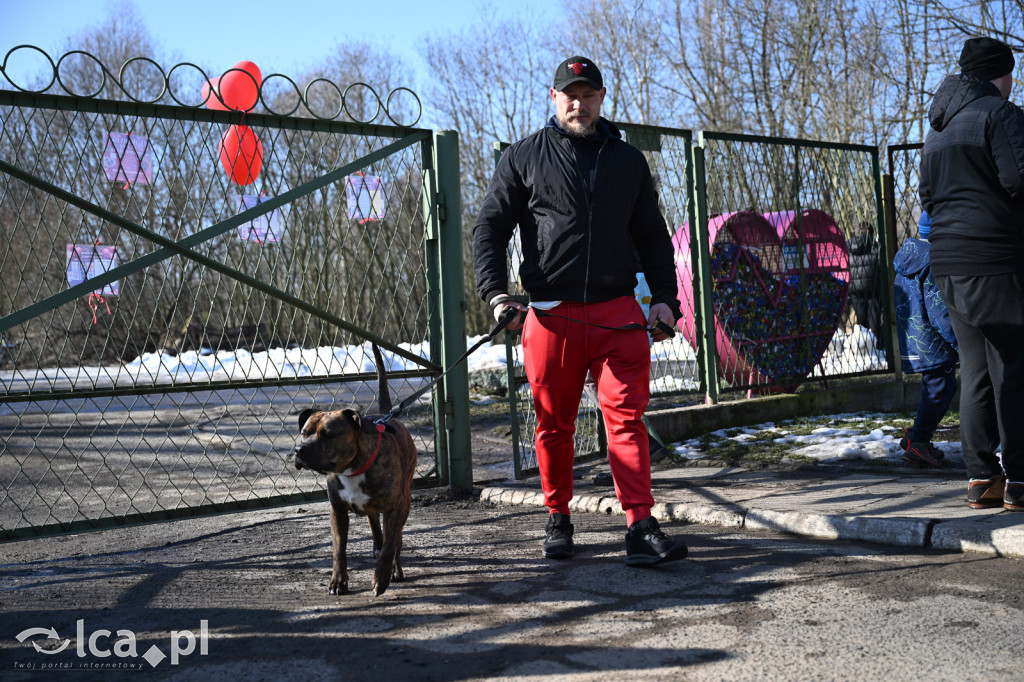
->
[[328, 573, 348, 595], [371, 573, 392, 596]]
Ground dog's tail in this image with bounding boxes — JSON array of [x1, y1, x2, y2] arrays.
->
[[371, 343, 391, 414]]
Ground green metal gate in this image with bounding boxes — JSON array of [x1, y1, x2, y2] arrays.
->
[[0, 48, 469, 540]]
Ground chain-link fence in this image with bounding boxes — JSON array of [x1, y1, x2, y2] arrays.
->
[[0, 48, 459, 540], [698, 132, 890, 395], [887, 143, 925, 245]]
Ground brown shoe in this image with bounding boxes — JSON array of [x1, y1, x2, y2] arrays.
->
[[967, 476, 1005, 509], [1005, 481, 1024, 512]]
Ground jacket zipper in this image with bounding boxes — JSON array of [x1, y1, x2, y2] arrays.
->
[[583, 140, 607, 304]]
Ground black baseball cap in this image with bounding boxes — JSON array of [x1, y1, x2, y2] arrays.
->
[[552, 56, 603, 91]]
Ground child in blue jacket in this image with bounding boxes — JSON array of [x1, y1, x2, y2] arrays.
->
[[893, 212, 959, 467]]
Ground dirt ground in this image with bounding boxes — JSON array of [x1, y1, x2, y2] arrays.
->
[[2, 401, 992, 681], [2, 486, 1021, 682]]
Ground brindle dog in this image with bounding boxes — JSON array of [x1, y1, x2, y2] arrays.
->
[[293, 345, 417, 596]]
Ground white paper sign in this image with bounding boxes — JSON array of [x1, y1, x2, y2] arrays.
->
[[67, 244, 119, 295], [345, 173, 386, 222], [102, 132, 153, 185], [235, 194, 284, 243]]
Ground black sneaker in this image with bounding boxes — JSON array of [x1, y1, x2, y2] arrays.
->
[[543, 513, 574, 559], [898, 434, 944, 468], [625, 516, 688, 567]]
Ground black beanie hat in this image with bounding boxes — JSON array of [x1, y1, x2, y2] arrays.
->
[[959, 37, 1015, 80]]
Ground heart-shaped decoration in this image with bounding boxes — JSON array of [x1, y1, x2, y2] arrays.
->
[[674, 210, 850, 387]]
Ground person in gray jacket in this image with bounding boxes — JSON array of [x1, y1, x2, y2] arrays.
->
[[919, 36, 1024, 511]]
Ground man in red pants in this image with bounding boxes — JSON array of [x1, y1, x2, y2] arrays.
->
[[472, 56, 688, 566]]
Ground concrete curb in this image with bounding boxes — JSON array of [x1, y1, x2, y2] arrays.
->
[[478, 485, 1024, 558], [744, 508, 930, 547], [930, 518, 1024, 557]]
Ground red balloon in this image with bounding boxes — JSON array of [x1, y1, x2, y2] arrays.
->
[[219, 125, 263, 185], [201, 75, 227, 111], [202, 61, 262, 112]]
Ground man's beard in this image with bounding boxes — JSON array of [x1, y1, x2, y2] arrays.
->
[[561, 115, 596, 138]]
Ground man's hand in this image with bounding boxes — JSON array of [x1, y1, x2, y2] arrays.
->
[[647, 303, 677, 342], [489, 294, 527, 332]]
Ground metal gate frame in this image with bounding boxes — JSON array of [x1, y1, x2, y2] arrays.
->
[[0, 48, 471, 540]]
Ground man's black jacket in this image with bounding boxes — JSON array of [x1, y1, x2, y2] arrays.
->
[[472, 118, 681, 317], [920, 74, 1024, 276]]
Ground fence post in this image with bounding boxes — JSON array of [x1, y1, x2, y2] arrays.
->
[[881, 172, 903, 383], [691, 134, 720, 404], [433, 130, 473, 494], [421, 139, 449, 480]]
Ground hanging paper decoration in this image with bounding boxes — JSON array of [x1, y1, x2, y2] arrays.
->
[[236, 194, 283, 243], [202, 61, 262, 112], [345, 173, 386, 223], [219, 125, 263, 185], [66, 244, 119, 295], [102, 132, 153, 186], [67, 243, 119, 324]]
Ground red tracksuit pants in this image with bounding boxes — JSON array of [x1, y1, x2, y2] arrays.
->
[[522, 296, 655, 527]]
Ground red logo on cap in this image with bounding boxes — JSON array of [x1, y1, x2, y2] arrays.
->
[[569, 62, 587, 74]]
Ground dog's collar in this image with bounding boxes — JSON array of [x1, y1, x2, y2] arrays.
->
[[346, 423, 386, 477]]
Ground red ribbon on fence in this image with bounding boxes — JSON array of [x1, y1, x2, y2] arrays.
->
[[88, 293, 111, 325]]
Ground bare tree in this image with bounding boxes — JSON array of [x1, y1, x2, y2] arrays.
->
[[561, 0, 685, 126], [261, 42, 427, 345], [422, 12, 557, 334], [917, 0, 1024, 48]]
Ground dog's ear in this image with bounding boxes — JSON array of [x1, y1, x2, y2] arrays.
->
[[298, 408, 318, 430], [341, 408, 361, 430]]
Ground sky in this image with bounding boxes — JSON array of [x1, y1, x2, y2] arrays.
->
[[0, 0, 557, 84]]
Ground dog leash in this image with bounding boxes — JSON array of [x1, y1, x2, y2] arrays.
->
[[373, 307, 520, 426], [373, 306, 674, 428], [357, 306, 671, 475]]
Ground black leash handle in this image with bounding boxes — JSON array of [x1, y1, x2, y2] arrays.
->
[[377, 307, 519, 424]]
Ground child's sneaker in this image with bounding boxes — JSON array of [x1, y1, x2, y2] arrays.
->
[[898, 432, 944, 468]]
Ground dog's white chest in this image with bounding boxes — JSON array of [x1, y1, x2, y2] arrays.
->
[[334, 473, 372, 512]]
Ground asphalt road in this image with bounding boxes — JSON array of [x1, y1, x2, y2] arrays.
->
[[1, 494, 1021, 681]]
